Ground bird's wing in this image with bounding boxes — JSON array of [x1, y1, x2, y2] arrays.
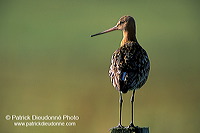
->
[[109, 42, 147, 93], [109, 50, 121, 91]]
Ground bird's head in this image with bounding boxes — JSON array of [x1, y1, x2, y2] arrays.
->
[[116, 16, 135, 31], [91, 15, 135, 37]]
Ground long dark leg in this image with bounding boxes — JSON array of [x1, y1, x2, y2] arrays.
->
[[118, 92, 123, 127], [129, 90, 135, 128]]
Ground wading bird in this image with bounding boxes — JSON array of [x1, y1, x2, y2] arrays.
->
[[91, 16, 150, 128]]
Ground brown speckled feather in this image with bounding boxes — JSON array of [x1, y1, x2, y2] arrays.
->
[[109, 42, 150, 93]]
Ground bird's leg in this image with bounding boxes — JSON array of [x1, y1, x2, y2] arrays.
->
[[129, 90, 135, 128], [117, 92, 123, 128]]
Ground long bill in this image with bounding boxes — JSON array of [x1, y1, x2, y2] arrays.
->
[[90, 26, 118, 37]]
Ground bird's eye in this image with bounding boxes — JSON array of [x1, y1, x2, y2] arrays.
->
[[119, 21, 125, 25]]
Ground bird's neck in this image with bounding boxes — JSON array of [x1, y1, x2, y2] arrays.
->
[[120, 29, 137, 47]]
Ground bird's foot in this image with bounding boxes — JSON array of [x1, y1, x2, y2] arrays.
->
[[115, 124, 124, 128], [109, 124, 124, 131], [128, 122, 135, 129]]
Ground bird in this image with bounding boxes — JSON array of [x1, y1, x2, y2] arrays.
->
[[91, 16, 150, 128]]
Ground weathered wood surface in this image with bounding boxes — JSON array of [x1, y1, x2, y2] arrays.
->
[[135, 127, 149, 133], [110, 126, 149, 133]]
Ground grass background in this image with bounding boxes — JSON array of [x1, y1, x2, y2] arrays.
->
[[0, 0, 200, 133]]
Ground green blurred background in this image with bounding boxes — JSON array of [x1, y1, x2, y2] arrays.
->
[[0, 0, 199, 133]]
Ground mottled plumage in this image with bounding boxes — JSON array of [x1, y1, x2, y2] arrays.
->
[[109, 42, 150, 93]]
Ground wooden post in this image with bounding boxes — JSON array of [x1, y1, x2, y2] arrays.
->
[[110, 126, 149, 133], [135, 127, 149, 133]]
